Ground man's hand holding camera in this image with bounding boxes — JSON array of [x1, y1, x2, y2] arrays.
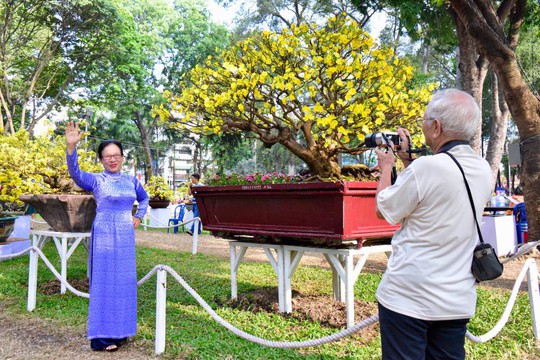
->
[[374, 128, 419, 196], [394, 128, 417, 166], [374, 128, 418, 170]]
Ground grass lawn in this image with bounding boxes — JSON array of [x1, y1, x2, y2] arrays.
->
[[0, 237, 539, 359]]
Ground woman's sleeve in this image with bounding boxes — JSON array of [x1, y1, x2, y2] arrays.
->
[[133, 178, 149, 219], [66, 149, 96, 192]]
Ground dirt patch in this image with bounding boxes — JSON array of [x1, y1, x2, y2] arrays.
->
[[219, 287, 379, 343], [0, 311, 159, 360], [39, 278, 89, 295]]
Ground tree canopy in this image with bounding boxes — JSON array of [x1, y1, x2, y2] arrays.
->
[[0, 0, 122, 134], [156, 15, 437, 178]]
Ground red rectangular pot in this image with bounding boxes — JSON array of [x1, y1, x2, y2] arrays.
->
[[193, 181, 398, 247]]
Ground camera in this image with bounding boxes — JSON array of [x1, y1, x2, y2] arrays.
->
[[364, 132, 401, 148]]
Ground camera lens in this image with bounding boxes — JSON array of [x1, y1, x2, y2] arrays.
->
[[365, 133, 384, 148]]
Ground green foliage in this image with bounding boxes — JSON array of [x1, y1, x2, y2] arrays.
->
[[207, 172, 308, 186], [87, 0, 231, 179], [0, 0, 124, 133], [516, 18, 540, 95]]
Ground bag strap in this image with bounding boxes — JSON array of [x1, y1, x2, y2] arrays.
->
[[441, 151, 485, 244]]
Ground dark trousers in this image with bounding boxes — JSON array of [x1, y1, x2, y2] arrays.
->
[[378, 302, 469, 360], [190, 203, 202, 234]]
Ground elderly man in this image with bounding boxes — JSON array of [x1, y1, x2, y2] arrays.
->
[[375, 89, 492, 359]]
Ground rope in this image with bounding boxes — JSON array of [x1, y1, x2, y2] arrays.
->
[[30, 218, 49, 225], [143, 216, 200, 230], [146, 210, 171, 227], [149, 264, 379, 348], [466, 257, 538, 343], [502, 240, 539, 264], [2, 248, 378, 348], [142, 208, 201, 230], [3, 246, 89, 298]]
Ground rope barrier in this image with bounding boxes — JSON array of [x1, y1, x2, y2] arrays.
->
[[146, 264, 380, 348], [465, 257, 539, 343], [142, 215, 200, 230], [30, 219, 49, 225], [502, 240, 539, 264], [141, 208, 201, 231], [0, 239, 538, 353], [3, 247, 89, 298]]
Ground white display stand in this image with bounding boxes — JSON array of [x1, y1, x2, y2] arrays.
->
[[283, 244, 392, 328], [229, 241, 285, 311], [229, 241, 392, 328], [149, 207, 171, 227], [480, 215, 517, 256], [28, 230, 90, 306]]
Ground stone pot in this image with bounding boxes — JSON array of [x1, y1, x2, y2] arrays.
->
[[19, 194, 96, 232], [148, 199, 170, 209]]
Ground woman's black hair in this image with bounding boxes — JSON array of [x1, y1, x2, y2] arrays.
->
[[97, 140, 124, 159]]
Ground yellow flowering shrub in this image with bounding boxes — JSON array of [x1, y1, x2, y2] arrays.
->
[[145, 176, 174, 202], [156, 15, 437, 178], [0, 130, 102, 206]]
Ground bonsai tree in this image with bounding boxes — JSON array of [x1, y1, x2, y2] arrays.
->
[[0, 130, 102, 208], [155, 15, 437, 179], [145, 176, 174, 202]]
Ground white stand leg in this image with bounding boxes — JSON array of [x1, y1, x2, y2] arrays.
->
[[230, 242, 247, 300], [285, 244, 392, 328], [284, 249, 304, 313], [229, 242, 283, 310]]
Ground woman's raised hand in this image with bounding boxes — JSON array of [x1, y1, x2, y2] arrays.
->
[[65, 121, 82, 154]]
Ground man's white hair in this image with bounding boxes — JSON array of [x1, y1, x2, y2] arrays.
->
[[425, 89, 480, 140]]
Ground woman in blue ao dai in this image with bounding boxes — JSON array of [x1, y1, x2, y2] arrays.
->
[[65, 121, 149, 351]]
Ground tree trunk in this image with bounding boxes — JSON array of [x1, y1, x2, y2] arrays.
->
[[484, 72, 510, 190], [281, 138, 342, 178], [450, 8, 489, 154], [133, 110, 154, 180], [450, 0, 540, 243]]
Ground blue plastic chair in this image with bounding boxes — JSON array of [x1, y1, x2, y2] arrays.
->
[[167, 204, 186, 233], [513, 202, 528, 243]]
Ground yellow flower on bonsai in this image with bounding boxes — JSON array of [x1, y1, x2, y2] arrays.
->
[[145, 176, 174, 202], [0, 130, 101, 212]]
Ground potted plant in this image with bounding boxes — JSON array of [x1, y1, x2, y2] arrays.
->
[[145, 176, 174, 208], [155, 16, 436, 246], [193, 168, 398, 247], [1, 130, 102, 232]]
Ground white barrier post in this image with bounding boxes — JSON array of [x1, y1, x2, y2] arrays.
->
[[155, 268, 167, 354], [27, 248, 38, 311], [192, 218, 199, 255], [527, 260, 540, 339]]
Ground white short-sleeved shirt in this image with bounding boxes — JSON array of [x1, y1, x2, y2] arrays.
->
[[376, 145, 492, 320]]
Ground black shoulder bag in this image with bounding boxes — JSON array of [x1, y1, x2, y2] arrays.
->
[[443, 151, 504, 282]]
